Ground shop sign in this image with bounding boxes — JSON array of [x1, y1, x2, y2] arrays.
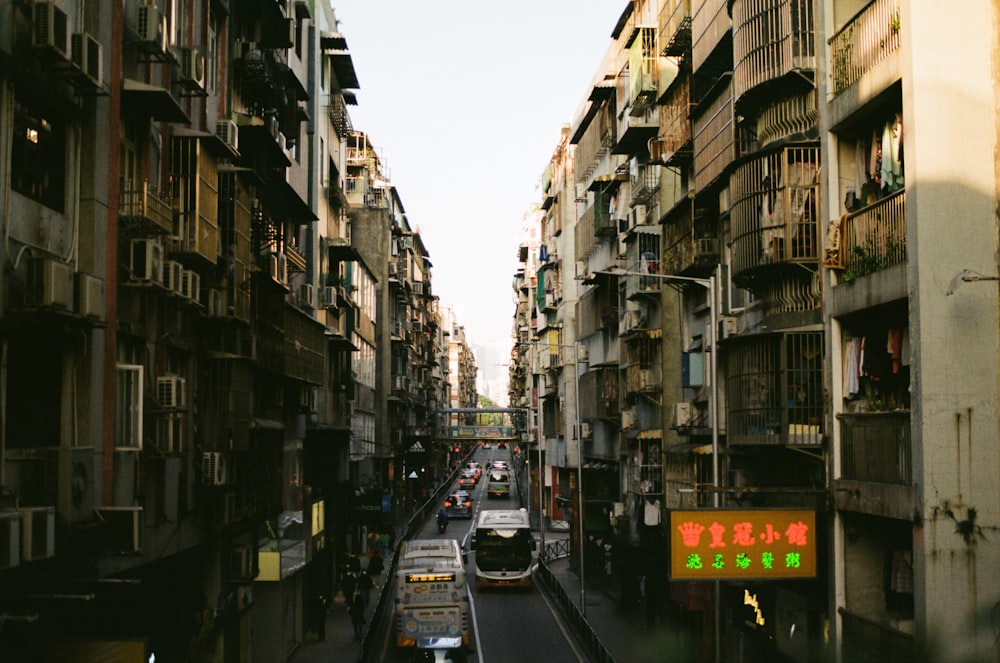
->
[[669, 509, 816, 580]]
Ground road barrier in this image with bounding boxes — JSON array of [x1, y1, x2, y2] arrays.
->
[[535, 558, 615, 663]]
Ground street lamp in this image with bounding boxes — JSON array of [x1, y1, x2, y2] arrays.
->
[[525, 337, 587, 615]]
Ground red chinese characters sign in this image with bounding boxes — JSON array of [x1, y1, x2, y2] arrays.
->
[[669, 509, 817, 580]]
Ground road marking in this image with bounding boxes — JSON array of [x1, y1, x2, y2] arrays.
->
[[467, 569, 486, 662], [535, 570, 587, 662]]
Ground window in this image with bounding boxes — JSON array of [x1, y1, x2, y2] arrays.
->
[[11, 98, 67, 211]]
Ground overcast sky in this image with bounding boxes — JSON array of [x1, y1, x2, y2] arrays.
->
[[329, 1, 625, 349]]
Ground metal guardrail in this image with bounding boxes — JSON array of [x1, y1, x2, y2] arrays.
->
[[535, 559, 615, 663]]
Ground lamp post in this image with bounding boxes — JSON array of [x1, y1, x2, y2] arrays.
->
[[590, 267, 720, 504], [525, 338, 587, 615]]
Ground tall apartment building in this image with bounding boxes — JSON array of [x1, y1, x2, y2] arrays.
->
[[512, 0, 1000, 660], [0, 2, 458, 660]]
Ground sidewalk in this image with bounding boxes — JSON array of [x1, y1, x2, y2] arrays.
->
[[539, 525, 696, 663]]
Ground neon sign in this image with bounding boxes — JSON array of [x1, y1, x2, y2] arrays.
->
[[669, 509, 816, 580]]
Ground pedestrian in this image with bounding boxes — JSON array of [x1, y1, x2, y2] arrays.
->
[[312, 594, 328, 641], [368, 549, 384, 583], [347, 553, 361, 574], [379, 532, 391, 558], [357, 567, 374, 610], [341, 568, 357, 607], [349, 595, 366, 640]]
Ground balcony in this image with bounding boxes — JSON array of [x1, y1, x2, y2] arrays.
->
[[657, 75, 693, 165], [692, 81, 735, 192], [730, 147, 820, 279], [626, 364, 661, 394], [628, 27, 659, 117], [830, 190, 906, 281], [630, 163, 661, 206], [837, 411, 910, 485], [119, 181, 173, 235], [578, 367, 620, 420], [829, 0, 901, 95], [659, 0, 692, 57], [839, 608, 914, 663], [732, 0, 817, 104]]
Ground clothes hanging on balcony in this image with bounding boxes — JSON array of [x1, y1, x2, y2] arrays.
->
[[643, 498, 661, 526], [880, 114, 904, 193], [845, 337, 862, 397]]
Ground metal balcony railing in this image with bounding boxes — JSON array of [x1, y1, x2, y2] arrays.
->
[[839, 607, 914, 663], [732, 0, 817, 102], [839, 190, 907, 280], [837, 411, 911, 485], [119, 181, 173, 234], [829, 0, 901, 95]]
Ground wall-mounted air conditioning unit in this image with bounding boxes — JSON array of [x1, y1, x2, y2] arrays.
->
[[321, 286, 338, 309], [155, 414, 180, 453], [43, 446, 96, 525], [202, 451, 230, 486], [70, 32, 102, 87], [299, 283, 316, 308], [672, 402, 692, 428], [216, 119, 238, 151], [718, 315, 738, 340], [94, 506, 143, 553], [580, 422, 593, 439], [621, 408, 635, 431], [574, 260, 589, 280], [129, 238, 163, 285], [0, 512, 20, 570], [75, 272, 104, 320], [162, 260, 183, 294], [179, 46, 205, 90], [18, 507, 55, 562], [32, 1, 71, 61], [26, 256, 73, 310], [181, 270, 200, 301], [136, 4, 168, 55], [157, 376, 186, 408]]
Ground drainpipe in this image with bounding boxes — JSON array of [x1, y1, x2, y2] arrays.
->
[[102, 1, 124, 504]]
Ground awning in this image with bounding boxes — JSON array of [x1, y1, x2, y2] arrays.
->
[[122, 79, 190, 124], [172, 127, 236, 158], [320, 31, 348, 51], [637, 428, 662, 440], [260, 179, 317, 222], [666, 442, 714, 455], [250, 417, 285, 430]]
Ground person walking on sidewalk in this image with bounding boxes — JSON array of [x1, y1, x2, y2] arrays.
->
[[368, 549, 385, 583], [349, 595, 366, 641], [311, 594, 328, 641], [357, 567, 374, 611]]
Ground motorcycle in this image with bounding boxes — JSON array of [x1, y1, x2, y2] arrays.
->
[[436, 513, 449, 534]]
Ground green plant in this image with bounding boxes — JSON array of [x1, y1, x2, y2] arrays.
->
[[843, 235, 903, 281]]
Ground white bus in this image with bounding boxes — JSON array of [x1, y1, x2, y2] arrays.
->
[[395, 538, 471, 649], [471, 509, 535, 588]]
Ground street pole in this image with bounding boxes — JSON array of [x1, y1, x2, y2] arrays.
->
[[574, 346, 586, 617], [536, 341, 546, 558]]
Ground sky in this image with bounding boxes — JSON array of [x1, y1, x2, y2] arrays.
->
[[328, 1, 626, 353]]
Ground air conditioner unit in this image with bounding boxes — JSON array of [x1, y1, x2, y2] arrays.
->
[[621, 408, 635, 431], [26, 256, 73, 310], [75, 272, 104, 320], [0, 512, 20, 570], [672, 402, 692, 428], [718, 315, 738, 340], [162, 260, 184, 294], [412, 281, 425, 295], [388, 262, 398, 277], [32, 1, 71, 61], [94, 506, 142, 553], [299, 283, 315, 308], [70, 32, 102, 87], [206, 289, 224, 317], [136, 4, 167, 54], [18, 507, 55, 562], [575, 260, 589, 280], [157, 376, 186, 408], [580, 422, 593, 439], [129, 238, 163, 284], [216, 119, 238, 151], [630, 205, 646, 228], [268, 252, 286, 284], [321, 286, 338, 309], [202, 451, 229, 485], [179, 46, 206, 90], [181, 270, 200, 300]]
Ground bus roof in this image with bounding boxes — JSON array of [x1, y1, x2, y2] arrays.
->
[[399, 539, 463, 570], [476, 509, 530, 529]]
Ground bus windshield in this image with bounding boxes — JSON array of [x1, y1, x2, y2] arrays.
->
[[475, 527, 532, 571]]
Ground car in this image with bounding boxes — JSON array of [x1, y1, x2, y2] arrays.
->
[[489, 460, 508, 471], [481, 442, 491, 449], [464, 462, 482, 481], [458, 471, 477, 489], [444, 491, 473, 519]]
